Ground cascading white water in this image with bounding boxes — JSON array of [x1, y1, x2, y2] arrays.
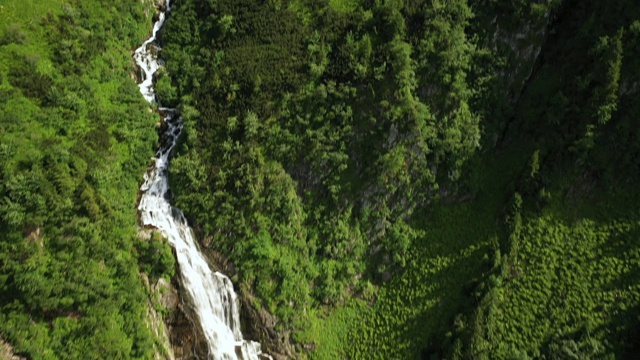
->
[[134, 2, 269, 359]]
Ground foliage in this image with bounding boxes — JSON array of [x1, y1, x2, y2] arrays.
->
[[164, 0, 484, 327], [159, 0, 640, 359], [5, 0, 638, 358], [0, 0, 164, 358], [139, 232, 176, 281]]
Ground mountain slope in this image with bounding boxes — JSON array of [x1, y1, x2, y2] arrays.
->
[[0, 1, 175, 358], [161, 0, 640, 358]]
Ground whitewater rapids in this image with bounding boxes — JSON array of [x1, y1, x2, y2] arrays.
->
[[133, 1, 269, 359]]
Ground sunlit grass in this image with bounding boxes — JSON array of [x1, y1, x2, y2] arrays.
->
[[307, 199, 498, 359]]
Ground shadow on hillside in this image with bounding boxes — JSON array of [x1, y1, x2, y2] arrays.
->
[[595, 221, 640, 356]]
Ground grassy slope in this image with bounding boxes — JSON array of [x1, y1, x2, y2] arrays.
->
[[293, 1, 505, 357], [307, 141, 640, 360], [303, 145, 526, 359], [304, 1, 640, 359]]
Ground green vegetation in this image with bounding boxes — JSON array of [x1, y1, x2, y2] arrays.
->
[[0, 0, 172, 358], [161, 0, 640, 358], [2, 0, 640, 359]]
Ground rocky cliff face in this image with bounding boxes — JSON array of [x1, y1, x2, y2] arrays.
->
[[140, 0, 167, 18], [490, 11, 552, 104], [142, 271, 211, 360], [141, 224, 298, 360], [471, 2, 559, 148], [199, 231, 300, 360], [142, 228, 297, 360], [139, 226, 209, 360], [238, 286, 298, 360], [142, 275, 175, 360], [163, 278, 209, 360]]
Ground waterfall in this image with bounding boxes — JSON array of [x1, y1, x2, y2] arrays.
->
[[134, 2, 269, 359]]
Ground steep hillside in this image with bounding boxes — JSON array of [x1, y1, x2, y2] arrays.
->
[[161, 0, 640, 359], [2, 0, 638, 359], [0, 0, 176, 358]]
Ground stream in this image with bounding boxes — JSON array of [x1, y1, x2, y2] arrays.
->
[[133, 1, 269, 359]]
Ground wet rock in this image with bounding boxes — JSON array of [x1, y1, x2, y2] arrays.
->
[[153, 0, 167, 13]]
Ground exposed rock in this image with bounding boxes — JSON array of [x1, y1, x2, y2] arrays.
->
[[139, 227, 154, 241], [140, 0, 167, 19], [165, 274, 209, 360], [140, 224, 211, 359], [147, 300, 175, 360], [190, 225, 300, 359], [239, 286, 298, 360], [479, 7, 557, 148], [490, 12, 552, 105], [142, 273, 174, 360], [23, 225, 43, 242], [153, 0, 167, 13], [620, 79, 639, 96], [141, 269, 210, 360], [154, 277, 180, 310], [23, 226, 44, 248], [0, 337, 25, 360]]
